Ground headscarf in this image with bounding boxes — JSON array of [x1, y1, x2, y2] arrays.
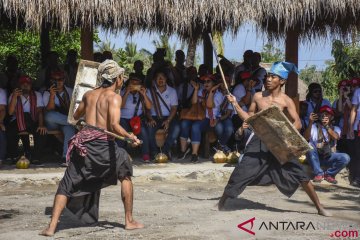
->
[[97, 60, 125, 86], [269, 61, 299, 80]]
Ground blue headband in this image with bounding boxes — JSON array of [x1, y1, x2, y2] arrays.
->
[[269, 61, 299, 80]]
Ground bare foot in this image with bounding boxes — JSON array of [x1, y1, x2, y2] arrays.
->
[[218, 194, 228, 211], [39, 226, 55, 237], [125, 220, 144, 230], [318, 206, 332, 217]]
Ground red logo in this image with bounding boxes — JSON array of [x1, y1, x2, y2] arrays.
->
[[238, 217, 256, 235]]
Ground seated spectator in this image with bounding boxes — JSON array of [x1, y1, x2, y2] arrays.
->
[[133, 60, 146, 83], [36, 51, 63, 92], [198, 64, 210, 78], [179, 74, 221, 162], [0, 87, 6, 165], [93, 52, 104, 63], [43, 71, 75, 166], [145, 68, 180, 160], [7, 76, 47, 165], [304, 83, 331, 125], [304, 105, 350, 184], [63, 49, 78, 88], [120, 74, 152, 162], [0, 55, 23, 93], [234, 121, 254, 154], [231, 71, 255, 130], [213, 76, 234, 153]]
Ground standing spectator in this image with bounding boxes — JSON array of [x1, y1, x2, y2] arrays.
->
[[299, 101, 308, 136], [348, 78, 360, 187], [172, 50, 186, 87], [304, 83, 331, 125], [102, 51, 113, 60], [133, 60, 146, 83], [43, 71, 75, 166], [146, 68, 180, 160], [120, 74, 152, 162], [177, 66, 197, 113], [251, 52, 267, 92], [0, 55, 22, 93], [233, 50, 253, 85], [304, 105, 350, 184], [0, 87, 6, 166], [333, 80, 352, 156], [36, 51, 62, 91], [7, 76, 47, 164], [63, 49, 78, 88]]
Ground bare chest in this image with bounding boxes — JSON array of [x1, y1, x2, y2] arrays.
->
[[256, 96, 286, 111]]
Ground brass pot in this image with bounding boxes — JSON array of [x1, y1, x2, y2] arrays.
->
[[227, 151, 241, 164], [16, 156, 30, 169], [213, 151, 227, 163], [155, 153, 168, 163]]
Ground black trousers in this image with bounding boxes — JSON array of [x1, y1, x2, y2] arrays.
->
[[6, 113, 47, 159]]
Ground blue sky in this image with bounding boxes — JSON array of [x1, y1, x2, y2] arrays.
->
[[98, 24, 334, 71]]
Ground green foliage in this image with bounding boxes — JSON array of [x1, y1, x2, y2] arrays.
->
[[321, 60, 340, 102], [260, 43, 284, 63], [331, 40, 360, 79], [0, 26, 87, 79], [299, 65, 323, 85]]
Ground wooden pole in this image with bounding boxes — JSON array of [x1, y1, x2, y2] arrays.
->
[[203, 33, 213, 73], [80, 23, 94, 61], [40, 21, 50, 68], [285, 28, 299, 98]]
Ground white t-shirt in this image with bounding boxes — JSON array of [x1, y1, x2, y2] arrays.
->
[[146, 85, 178, 117], [8, 91, 44, 119], [309, 124, 341, 149], [351, 88, 360, 130], [305, 99, 332, 125], [232, 83, 248, 111], [42, 87, 73, 107], [0, 88, 7, 105], [197, 89, 223, 119], [120, 90, 144, 119]]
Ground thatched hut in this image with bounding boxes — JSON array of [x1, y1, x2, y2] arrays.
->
[[1, 0, 359, 98]]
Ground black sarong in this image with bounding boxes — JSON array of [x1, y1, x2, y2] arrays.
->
[[56, 139, 133, 224], [224, 134, 310, 198]]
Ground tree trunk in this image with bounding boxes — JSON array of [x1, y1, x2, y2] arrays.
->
[[40, 21, 50, 68], [186, 38, 197, 67]]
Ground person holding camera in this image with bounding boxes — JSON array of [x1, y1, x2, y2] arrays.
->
[[304, 105, 350, 184], [304, 83, 331, 126], [6, 76, 47, 164], [43, 71, 75, 166], [120, 74, 152, 162]]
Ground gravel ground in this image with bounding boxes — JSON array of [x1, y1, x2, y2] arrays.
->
[[0, 162, 359, 240]]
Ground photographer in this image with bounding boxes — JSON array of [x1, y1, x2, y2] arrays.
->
[[304, 105, 350, 184], [120, 74, 152, 162], [43, 71, 75, 166], [7, 76, 47, 165]]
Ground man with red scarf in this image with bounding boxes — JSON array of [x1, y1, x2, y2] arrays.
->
[[6, 75, 47, 164]]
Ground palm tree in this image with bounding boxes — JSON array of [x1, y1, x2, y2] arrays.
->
[[186, 38, 197, 67], [152, 35, 177, 63], [95, 38, 116, 54]]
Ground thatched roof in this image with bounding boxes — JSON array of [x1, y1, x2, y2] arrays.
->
[[1, 0, 360, 40]]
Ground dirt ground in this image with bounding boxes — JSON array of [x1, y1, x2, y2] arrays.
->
[[0, 164, 359, 240]]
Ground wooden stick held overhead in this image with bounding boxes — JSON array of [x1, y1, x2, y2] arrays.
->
[[207, 33, 231, 95]]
